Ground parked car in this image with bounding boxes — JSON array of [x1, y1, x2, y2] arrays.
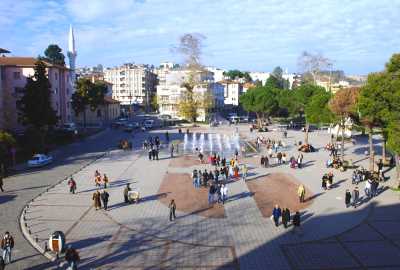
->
[[131, 122, 140, 129], [59, 123, 78, 134], [123, 123, 134, 132], [28, 154, 53, 168], [143, 119, 154, 129]]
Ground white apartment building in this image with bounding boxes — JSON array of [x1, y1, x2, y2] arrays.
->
[[104, 63, 157, 106], [157, 68, 223, 121], [206, 66, 225, 82], [249, 72, 270, 86], [220, 80, 243, 106]]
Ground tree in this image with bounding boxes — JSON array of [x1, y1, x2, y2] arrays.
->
[[71, 78, 107, 127], [0, 131, 16, 171], [358, 72, 392, 170], [223, 70, 252, 82], [298, 51, 331, 84], [305, 91, 334, 126], [293, 84, 326, 144], [43, 44, 65, 66], [17, 60, 58, 151], [174, 33, 214, 122], [240, 86, 279, 125], [329, 87, 360, 159]]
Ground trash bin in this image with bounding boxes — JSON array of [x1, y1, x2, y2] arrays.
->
[[49, 231, 66, 253]]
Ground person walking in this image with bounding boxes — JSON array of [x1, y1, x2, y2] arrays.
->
[[221, 184, 228, 204], [92, 190, 101, 210], [68, 177, 77, 194], [242, 164, 248, 181], [0, 173, 4, 192], [272, 205, 282, 227], [101, 190, 110, 210], [1, 232, 14, 264], [365, 179, 372, 198], [65, 245, 80, 270], [170, 144, 174, 158], [345, 189, 352, 208], [297, 184, 306, 203], [169, 199, 176, 221], [123, 184, 131, 204], [282, 208, 291, 228], [292, 211, 302, 235], [103, 174, 109, 189], [352, 187, 360, 208]]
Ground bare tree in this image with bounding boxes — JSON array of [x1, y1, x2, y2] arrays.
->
[[173, 33, 213, 122], [298, 51, 332, 84], [174, 33, 205, 71]]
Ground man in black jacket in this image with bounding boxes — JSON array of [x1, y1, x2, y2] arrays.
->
[[101, 190, 110, 210]]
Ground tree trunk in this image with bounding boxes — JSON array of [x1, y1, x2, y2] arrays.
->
[[382, 135, 387, 163], [341, 118, 345, 160], [395, 154, 400, 188], [305, 122, 309, 145], [368, 126, 375, 172]]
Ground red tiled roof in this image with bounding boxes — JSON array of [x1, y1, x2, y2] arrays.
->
[[0, 57, 69, 70], [104, 96, 120, 104]]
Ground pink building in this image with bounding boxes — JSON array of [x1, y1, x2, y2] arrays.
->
[[0, 57, 73, 132]]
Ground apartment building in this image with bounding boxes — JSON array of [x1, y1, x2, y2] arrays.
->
[[156, 68, 223, 121], [104, 63, 157, 107], [0, 57, 73, 132]]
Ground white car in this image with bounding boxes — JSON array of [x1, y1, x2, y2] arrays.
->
[[28, 154, 53, 168]]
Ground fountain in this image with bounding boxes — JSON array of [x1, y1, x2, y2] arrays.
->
[[182, 131, 243, 157]]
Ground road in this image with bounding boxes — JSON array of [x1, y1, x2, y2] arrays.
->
[[0, 117, 163, 270]]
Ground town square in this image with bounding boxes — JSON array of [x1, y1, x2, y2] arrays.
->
[[1, 1, 400, 270]]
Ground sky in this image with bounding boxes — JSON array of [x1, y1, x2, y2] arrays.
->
[[1, 0, 400, 74]]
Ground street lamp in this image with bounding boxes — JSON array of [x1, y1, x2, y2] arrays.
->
[[128, 94, 133, 119]]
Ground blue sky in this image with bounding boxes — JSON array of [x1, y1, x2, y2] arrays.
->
[[1, 0, 400, 74]]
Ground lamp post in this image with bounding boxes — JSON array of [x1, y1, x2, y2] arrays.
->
[[128, 94, 133, 119]]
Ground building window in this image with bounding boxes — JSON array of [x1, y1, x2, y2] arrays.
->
[[13, 72, 21, 80]]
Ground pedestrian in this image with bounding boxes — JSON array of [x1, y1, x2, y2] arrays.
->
[[65, 245, 80, 270], [192, 170, 198, 188], [165, 131, 169, 143], [0, 173, 4, 192], [148, 148, 152, 160], [292, 211, 302, 235], [297, 184, 306, 203], [0, 256, 4, 270], [170, 144, 174, 158], [345, 189, 352, 208], [282, 153, 287, 164], [169, 199, 176, 221], [242, 164, 248, 181], [103, 174, 109, 189], [272, 205, 282, 227], [101, 190, 109, 210], [352, 187, 360, 208], [371, 180, 378, 197], [221, 184, 228, 204], [208, 185, 215, 204], [68, 177, 77, 194], [1, 232, 14, 264], [282, 207, 291, 228], [92, 190, 101, 210], [321, 174, 327, 190], [123, 184, 131, 203], [365, 179, 372, 198]]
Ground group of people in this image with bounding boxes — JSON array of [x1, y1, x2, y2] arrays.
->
[[144, 136, 162, 161], [92, 170, 110, 210], [321, 172, 335, 190], [271, 205, 302, 233]]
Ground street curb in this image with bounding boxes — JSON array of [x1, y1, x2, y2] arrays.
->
[[19, 152, 107, 262]]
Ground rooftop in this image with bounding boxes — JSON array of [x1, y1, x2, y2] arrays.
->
[[0, 57, 68, 70]]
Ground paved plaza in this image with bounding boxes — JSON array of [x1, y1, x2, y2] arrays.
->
[[3, 124, 400, 269]]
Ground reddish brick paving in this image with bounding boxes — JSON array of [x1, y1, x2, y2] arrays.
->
[[158, 173, 226, 218], [246, 173, 313, 217], [169, 155, 203, 167]]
